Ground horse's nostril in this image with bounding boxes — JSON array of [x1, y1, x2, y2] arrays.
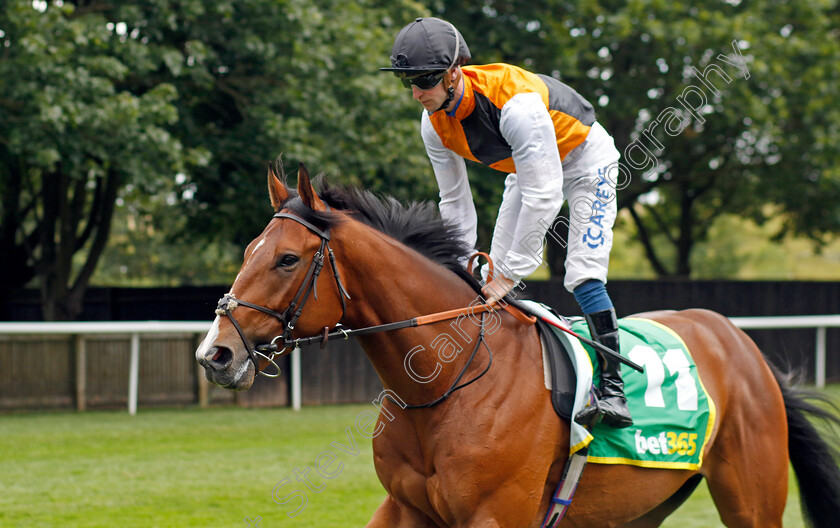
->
[[205, 346, 233, 369]]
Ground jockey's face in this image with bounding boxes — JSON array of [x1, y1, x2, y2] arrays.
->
[[411, 68, 460, 113]]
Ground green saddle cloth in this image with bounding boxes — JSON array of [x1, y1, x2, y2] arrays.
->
[[571, 317, 716, 470]]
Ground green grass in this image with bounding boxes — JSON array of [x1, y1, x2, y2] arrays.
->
[[1, 386, 839, 527], [0, 405, 385, 527]]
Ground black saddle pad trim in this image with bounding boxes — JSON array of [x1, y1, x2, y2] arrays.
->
[[536, 318, 577, 420]]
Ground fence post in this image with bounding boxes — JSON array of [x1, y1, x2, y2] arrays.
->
[[74, 335, 86, 411], [197, 363, 210, 408], [194, 333, 209, 408], [128, 333, 140, 415], [816, 326, 827, 389], [291, 347, 301, 411]]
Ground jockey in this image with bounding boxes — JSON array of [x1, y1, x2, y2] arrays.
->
[[381, 17, 632, 428]]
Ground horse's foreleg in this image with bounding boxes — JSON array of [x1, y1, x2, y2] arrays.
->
[[366, 495, 437, 528]]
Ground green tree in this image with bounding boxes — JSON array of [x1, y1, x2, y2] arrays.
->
[[90, 182, 244, 286], [0, 0, 199, 319], [111, 0, 433, 248], [426, 0, 840, 278], [1, 0, 433, 315]]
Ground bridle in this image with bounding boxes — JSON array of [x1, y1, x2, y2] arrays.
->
[[214, 208, 350, 378], [212, 212, 542, 408]]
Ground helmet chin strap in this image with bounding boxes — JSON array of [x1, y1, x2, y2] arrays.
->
[[433, 70, 457, 113]]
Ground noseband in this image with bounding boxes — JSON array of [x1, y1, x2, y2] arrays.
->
[[214, 209, 350, 377]]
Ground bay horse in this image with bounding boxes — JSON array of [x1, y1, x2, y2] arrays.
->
[[196, 163, 840, 527]]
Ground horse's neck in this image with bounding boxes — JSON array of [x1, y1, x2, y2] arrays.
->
[[335, 223, 484, 402]]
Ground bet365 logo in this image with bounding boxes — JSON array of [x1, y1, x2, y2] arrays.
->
[[635, 430, 698, 456]]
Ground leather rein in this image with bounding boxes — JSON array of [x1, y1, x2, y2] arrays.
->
[[214, 210, 536, 408]]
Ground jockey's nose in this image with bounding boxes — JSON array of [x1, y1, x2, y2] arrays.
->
[[412, 85, 424, 100], [201, 346, 233, 371]]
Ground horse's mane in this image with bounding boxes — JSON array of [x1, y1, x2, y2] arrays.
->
[[281, 178, 482, 292]]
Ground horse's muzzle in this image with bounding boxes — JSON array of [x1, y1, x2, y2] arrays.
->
[[197, 346, 255, 390], [200, 346, 233, 371]]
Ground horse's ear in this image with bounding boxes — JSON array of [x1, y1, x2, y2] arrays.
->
[[297, 162, 326, 212], [268, 162, 290, 212]]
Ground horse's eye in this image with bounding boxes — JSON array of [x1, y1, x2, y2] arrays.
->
[[276, 254, 299, 268]]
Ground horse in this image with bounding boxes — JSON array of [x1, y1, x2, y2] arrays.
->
[[196, 162, 840, 527]]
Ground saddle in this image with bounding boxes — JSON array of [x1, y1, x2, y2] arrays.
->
[[536, 316, 578, 420]]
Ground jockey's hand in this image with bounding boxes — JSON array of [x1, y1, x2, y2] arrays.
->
[[482, 274, 516, 305]]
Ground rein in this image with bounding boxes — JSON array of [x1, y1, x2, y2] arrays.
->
[[397, 311, 492, 410], [279, 301, 531, 349]]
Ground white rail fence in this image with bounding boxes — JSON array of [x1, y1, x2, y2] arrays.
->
[[0, 322, 207, 414], [728, 315, 840, 388], [1, 315, 839, 414]]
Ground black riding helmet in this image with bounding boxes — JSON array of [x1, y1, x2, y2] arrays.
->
[[380, 17, 471, 77], [381, 18, 471, 112]]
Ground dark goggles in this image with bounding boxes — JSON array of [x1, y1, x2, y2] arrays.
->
[[399, 70, 447, 90]]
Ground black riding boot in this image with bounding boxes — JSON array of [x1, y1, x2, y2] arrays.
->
[[574, 308, 633, 428]]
